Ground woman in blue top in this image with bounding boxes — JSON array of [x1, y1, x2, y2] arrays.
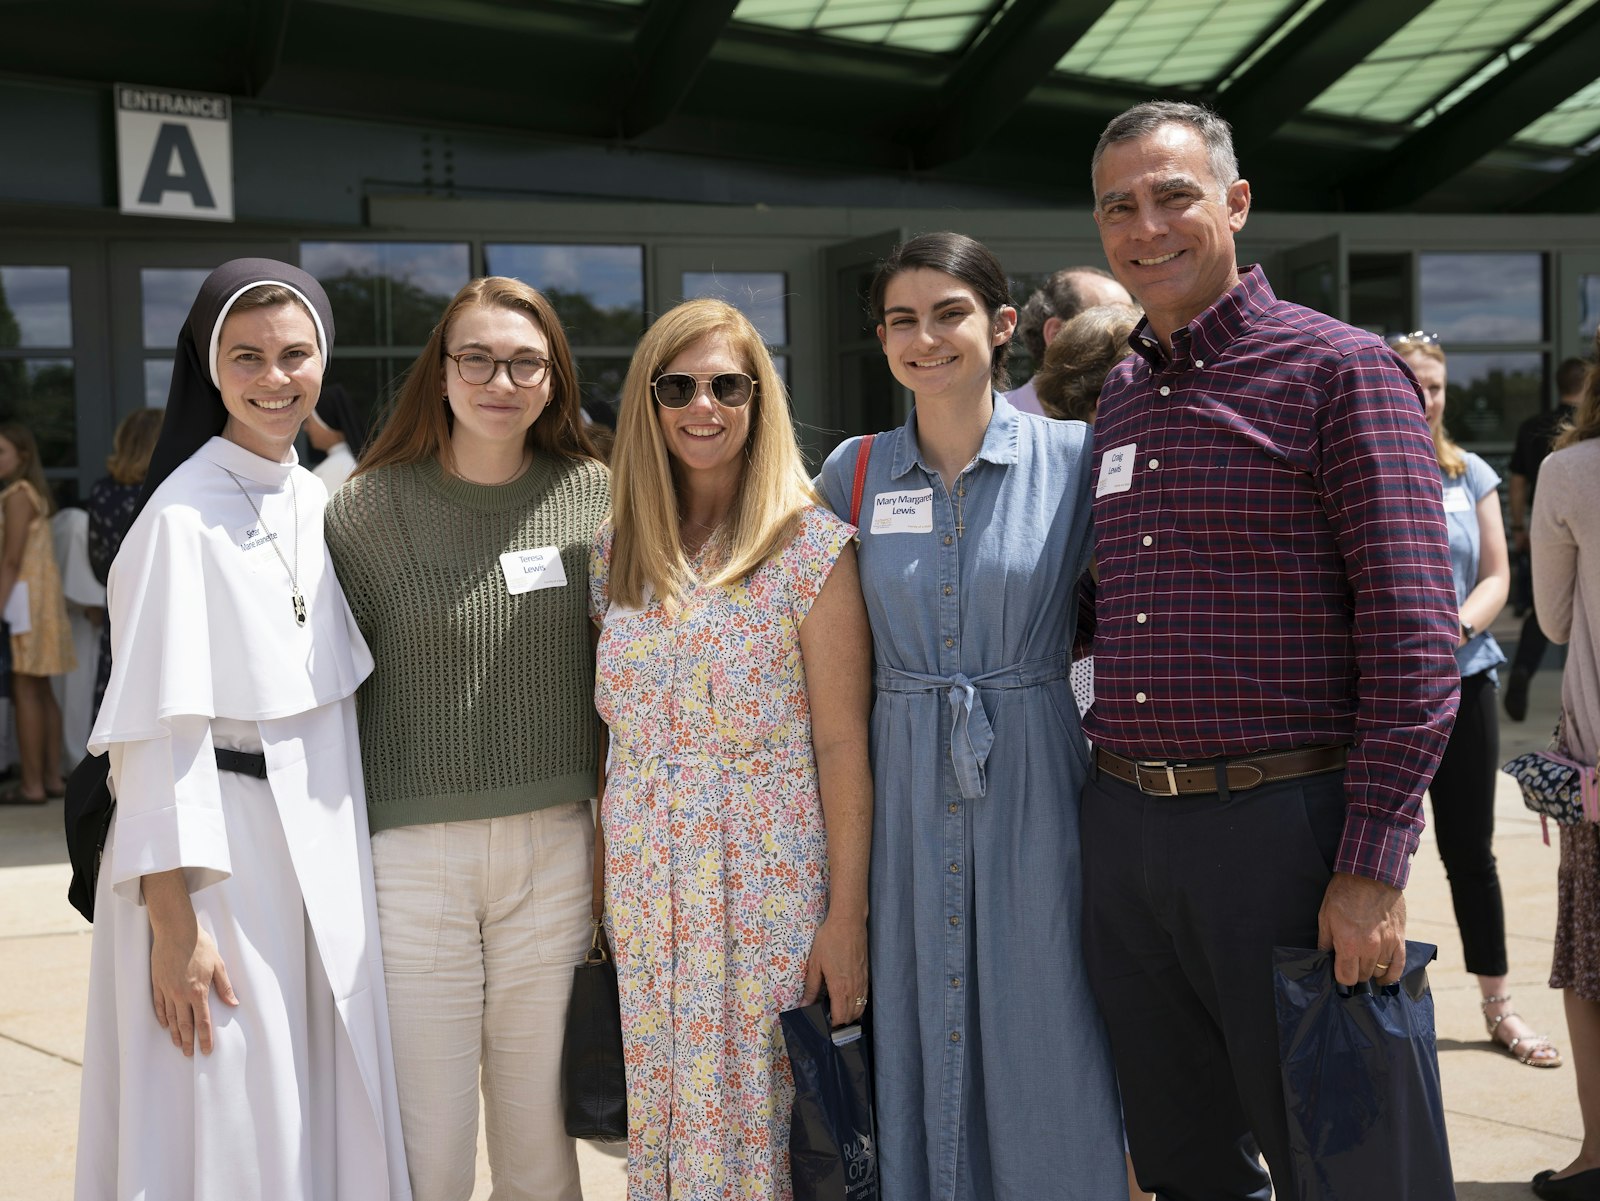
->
[[1395, 334, 1562, 1067], [817, 232, 1125, 1201]]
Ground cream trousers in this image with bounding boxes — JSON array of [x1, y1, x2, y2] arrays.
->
[[371, 802, 595, 1201]]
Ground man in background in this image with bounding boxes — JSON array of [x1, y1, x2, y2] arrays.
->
[[1006, 266, 1130, 415]]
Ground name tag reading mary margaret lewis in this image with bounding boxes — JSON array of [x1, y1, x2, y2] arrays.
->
[[871, 488, 933, 535]]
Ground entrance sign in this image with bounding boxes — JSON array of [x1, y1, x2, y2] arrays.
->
[[115, 84, 234, 222]]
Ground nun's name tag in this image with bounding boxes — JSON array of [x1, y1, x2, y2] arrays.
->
[[1096, 443, 1136, 497], [871, 489, 933, 535], [1443, 486, 1473, 513], [499, 547, 568, 594], [234, 522, 279, 554]]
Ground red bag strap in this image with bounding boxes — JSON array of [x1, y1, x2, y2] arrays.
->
[[848, 434, 876, 528]]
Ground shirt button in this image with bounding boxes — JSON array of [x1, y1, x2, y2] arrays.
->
[[1137, 612, 1148, 624], [949, 861, 961, 874], [950, 977, 962, 989], [945, 637, 954, 648], [949, 915, 961, 927], [943, 535, 953, 546], [1159, 386, 1170, 396], [943, 585, 952, 596], [1136, 691, 1148, 703], [948, 802, 959, 814], [1142, 535, 1153, 547], [950, 1031, 962, 1044], [1148, 458, 1159, 469], [1195, 359, 1205, 367]]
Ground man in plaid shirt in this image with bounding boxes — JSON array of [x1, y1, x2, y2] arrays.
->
[[1079, 101, 1460, 1199]]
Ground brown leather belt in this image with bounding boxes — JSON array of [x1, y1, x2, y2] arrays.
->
[[1094, 744, 1348, 797]]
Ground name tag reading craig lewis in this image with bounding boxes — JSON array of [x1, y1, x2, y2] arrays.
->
[[500, 546, 569, 595], [871, 488, 934, 535]]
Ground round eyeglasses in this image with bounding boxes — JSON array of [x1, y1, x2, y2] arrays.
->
[[446, 351, 552, 388], [652, 371, 757, 409]]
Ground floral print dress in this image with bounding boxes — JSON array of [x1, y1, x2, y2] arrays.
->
[[590, 505, 853, 1201]]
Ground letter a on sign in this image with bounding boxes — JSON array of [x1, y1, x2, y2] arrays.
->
[[138, 124, 217, 209], [116, 84, 234, 221]]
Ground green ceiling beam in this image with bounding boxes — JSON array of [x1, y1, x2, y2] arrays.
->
[[905, 0, 1118, 169], [1218, 0, 1434, 154], [619, 0, 741, 138], [1343, 0, 1600, 210]]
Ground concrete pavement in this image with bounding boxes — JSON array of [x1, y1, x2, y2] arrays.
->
[[0, 639, 1585, 1199]]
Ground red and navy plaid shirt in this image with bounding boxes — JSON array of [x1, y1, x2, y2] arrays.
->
[[1083, 266, 1459, 888]]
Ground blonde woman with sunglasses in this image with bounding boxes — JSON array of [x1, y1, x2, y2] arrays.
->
[[325, 277, 609, 1201], [592, 298, 872, 1200]]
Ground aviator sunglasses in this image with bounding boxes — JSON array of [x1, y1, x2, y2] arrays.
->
[[652, 371, 757, 409]]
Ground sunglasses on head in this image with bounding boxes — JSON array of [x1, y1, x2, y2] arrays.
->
[[652, 371, 756, 409], [1385, 330, 1441, 349]]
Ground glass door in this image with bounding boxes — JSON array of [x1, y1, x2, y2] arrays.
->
[[0, 240, 111, 503]]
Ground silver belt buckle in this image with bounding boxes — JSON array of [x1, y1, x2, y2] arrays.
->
[[1135, 760, 1181, 796]]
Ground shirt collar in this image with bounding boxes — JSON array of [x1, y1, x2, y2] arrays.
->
[[1127, 264, 1274, 372], [889, 391, 1021, 480], [194, 434, 299, 486]]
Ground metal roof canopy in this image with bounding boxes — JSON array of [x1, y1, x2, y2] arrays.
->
[[3, 0, 1597, 212]]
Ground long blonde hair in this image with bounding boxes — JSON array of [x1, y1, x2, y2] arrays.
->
[[1398, 340, 1465, 478], [608, 298, 815, 609], [1554, 337, 1598, 452], [358, 277, 595, 476], [0, 423, 55, 515], [105, 407, 164, 485]]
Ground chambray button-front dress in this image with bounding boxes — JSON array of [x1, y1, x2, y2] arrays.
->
[[818, 395, 1124, 1201]]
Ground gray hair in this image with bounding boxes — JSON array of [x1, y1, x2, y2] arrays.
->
[[1091, 101, 1240, 198], [1017, 267, 1119, 362]]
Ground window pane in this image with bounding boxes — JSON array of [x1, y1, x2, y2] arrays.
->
[[0, 358, 76, 467], [485, 245, 645, 347], [141, 269, 212, 350], [1349, 254, 1412, 336], [1442, 351, 1544, 446], [1580, 273, 1600, 342], [577, 355, 632, 424], [1420, 253, 1544, 343], [144, 358, 174, 407], [680, 271, 788, 345], [0, 267, 72, 349], [300, 243, 470, 347], [323, 357, 413, 445]]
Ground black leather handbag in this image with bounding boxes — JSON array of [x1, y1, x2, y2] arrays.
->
[[561, 919, 628, 1141], [64, 752, 115, 922]]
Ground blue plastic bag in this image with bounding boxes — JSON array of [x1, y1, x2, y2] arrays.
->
[[780, 1000, 880, 1201], [1274, 940, 1455, 1200]]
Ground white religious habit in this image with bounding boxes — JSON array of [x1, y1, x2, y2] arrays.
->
[[75, 436, 411, 1201]]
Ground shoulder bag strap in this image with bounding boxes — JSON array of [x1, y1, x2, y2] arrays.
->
[[848, 434, 876, 529]]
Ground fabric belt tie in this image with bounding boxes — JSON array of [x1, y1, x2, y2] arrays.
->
[[876, 652, 1071, 800], [215, 748, 267, 778], [1094, 744, 1348, 797]]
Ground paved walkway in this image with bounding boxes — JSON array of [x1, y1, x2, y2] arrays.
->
[[0, 644, 1584, 1199]]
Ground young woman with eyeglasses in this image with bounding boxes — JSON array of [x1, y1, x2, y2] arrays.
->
[[324, 277, 609, 1201], [592, 298, 872, 1200]]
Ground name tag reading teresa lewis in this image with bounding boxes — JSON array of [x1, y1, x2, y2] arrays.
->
[[1096, 443, 1136, 497], [499, 546, 569, 595], [871, 488, 934, 535]]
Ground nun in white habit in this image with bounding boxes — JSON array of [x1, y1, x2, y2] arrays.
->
[[75, 258, 411, 1201]]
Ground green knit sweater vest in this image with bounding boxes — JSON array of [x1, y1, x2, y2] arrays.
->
[[325, 453, 611, 832]]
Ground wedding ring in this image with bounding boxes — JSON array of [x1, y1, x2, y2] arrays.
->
[[854, 996, 868, 1005], [1374, 962, 1390, 972]]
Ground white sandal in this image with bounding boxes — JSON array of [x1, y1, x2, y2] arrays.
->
[[1482, 994, 1563, 1068]]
